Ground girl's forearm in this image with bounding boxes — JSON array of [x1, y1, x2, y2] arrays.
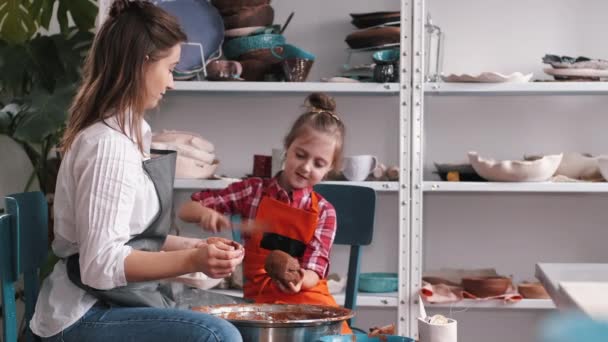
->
[[301, 269, 321, 290]]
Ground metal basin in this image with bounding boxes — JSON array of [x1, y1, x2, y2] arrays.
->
[[193, 303, 354, 342]]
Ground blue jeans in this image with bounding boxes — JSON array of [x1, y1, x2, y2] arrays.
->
[[41, 303, 243, 342]]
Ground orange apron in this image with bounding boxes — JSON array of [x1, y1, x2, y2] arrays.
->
[[243, 193, 352, 334]]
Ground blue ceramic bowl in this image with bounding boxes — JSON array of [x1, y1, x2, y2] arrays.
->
[[273, 44, 316, 60], [372, 48, 400, 64], [223, 34, 286, 60], [319, 334, 414, 342], [155, 0, 224, 73], [358, 273, 398, 292]]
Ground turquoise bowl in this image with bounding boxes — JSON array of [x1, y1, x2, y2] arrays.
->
[[358, 272, 398, 292], [319, 334, 414, 342], [273, 44, 316, 60], [223, 34, 286, 60], [372, 48, 400, 64]]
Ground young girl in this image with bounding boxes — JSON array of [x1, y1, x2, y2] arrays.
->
[[179, 92, 352, 334]]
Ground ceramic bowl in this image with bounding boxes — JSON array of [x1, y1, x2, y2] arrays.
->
[[597, 157, 608, 181], [462, 276, 511, 298], [372, 48, 399, 64], [222, 4, 274, 30], [206, 60, 243, 81], [211, 0, 270, 12], [239, 59, 272, 81], [441, 72, 533, 83], [275, 44, 316, 61], [155, 0, 224, 73], [350, 11, 401, 29], [345, 27, 400, 50], [223, 33, 285, 60], [238, 46, 284, 64], [528, 152, 603, 180], [175, 157, 219, 179], [468, 151, 562, 182], [358, 272, 398, 292], [224, 26, 265, 38], [518, 282, 550, 299]]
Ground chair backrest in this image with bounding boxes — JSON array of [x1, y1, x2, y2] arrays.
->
[[313, 184, 376, 316], [1, 191, 48, 342]]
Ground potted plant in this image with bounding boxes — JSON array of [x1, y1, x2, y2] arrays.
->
[[0, 0, 97, 214]]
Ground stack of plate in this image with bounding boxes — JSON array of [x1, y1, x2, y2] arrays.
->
[[345, 11, 400, 51], [542, 54, 608, 81]]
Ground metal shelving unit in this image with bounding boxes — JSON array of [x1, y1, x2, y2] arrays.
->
[[172, 81, 399, 95], [423, 181, 608, 193], [208, 288, 399, 308], [427, 299, 555, 310], [425, 82, 608, 96], [174, 179, 400, 192]]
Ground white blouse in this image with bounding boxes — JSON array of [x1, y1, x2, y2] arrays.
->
[[30, 117, 160, 337]]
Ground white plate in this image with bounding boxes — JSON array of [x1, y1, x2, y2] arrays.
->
[[442, 72, 533, 83], [543, 68, 608, 78]]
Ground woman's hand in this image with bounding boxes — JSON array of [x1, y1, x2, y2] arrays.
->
[[190, 237, 244, 278]]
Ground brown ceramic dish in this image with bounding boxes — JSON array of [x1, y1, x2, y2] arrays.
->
[[462, 276, 511, 298], [350, 11, 400, 29], [281, 58, 314, 82], [238, 46, 284, 64], [345, 27, 400, 49], [222, 5, 274, 30], [211, 0, 270, 11], [239, 59, 271, 81], [518, 282, 550, 299]]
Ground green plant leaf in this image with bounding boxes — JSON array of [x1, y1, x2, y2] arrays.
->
[[51, 29, 94, 83], [13, 85, 74, 144], [56, 0, 97, 36], [29, 0, 55, 30], [28, 35, 65, 93], [64, 0, 97, 33], [0, 42, 34, 97], [0, 0, 38, 44]]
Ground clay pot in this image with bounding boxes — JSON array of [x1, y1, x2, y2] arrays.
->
[[282, 58, 314, 82], [222, 5, 274, 30], [239, 59, 271, 81], [238, 46, 284, 64], [462, 276, 511, 298], [264, 250, 301, 286], [518, 282, 550, 299]]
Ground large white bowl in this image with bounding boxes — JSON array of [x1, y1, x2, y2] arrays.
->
[[468, 152, 562, 182], [597, 157, 608, 181]]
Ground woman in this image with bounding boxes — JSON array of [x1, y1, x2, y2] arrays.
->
[[29, 1, 244, 341]]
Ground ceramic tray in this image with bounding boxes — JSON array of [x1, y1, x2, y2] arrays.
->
[[441, 72, 533, 83], [543, 68, 608, 79]]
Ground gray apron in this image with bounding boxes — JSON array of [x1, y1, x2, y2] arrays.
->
[[67, 149, 177, 307]]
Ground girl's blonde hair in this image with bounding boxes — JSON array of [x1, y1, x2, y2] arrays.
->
[[283, 92, 346, 170], [61, 0, 187, 153]]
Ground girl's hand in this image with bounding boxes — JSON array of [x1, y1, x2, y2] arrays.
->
[[190, 240, 244, 279], [198, 207, 231, 232], [276, 269, 305, 294]]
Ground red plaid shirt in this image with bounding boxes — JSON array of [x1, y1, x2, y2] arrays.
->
[[191, 176, 337, 278]]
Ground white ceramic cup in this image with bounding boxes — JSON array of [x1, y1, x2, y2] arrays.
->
[[342, 155, 378, 181], [418, 317, 457, 342]]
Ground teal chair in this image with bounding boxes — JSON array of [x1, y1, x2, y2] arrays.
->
[[1, 191, 48, 342], [314, 184, 376, 329]]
